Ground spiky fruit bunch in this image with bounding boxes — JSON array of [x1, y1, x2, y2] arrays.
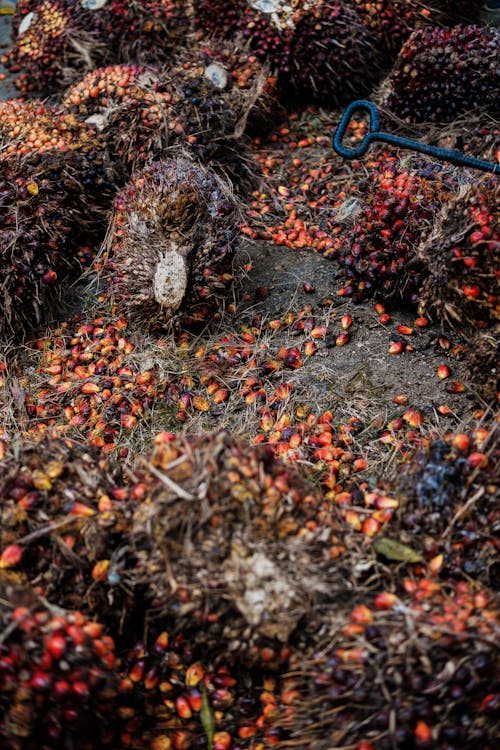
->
[[330, 151, 455, 305], [0, 100, 90, 158], [0, 438, 136, 624], [100, 0, 191, 63], [352, 0, 484, 63], [126, 430, 354, 663], [62, 63, 176, 166], [105, 159, 240, 329], [0, 134, 117, 339], [115, 631, 281, 749], [384, 24, 500, 123], [0, 585, 118, 749], [2, 0, 108, 93], [381, 429, 499, 582], [169, 40, 284, 135], [192, 0, 242, 39], [63, 61, 251, 179], [418, 180, 499, 328], [286, 0, 381, 104], [281, 580, 500, 749]]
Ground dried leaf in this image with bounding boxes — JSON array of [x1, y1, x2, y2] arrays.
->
[[373, 537, 422, 563]]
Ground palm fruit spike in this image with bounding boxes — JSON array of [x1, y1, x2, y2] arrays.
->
[[105, 159, 240, 329], [0, 106, 118, 339], [278, 579, 500, 749], [0, 583, 119, 749], [285, 0, 382, 104], [383, 24, 500, 124], [127, 430, 358, 665], [99, 0, 191, 64], [2, 0, 108, 94], [418, 180, 499, 328], [377, 430, 499, 582]]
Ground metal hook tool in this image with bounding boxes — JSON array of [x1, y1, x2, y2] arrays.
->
[[333, 100, 499, 175]]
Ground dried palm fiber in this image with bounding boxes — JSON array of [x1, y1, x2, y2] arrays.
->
[[276, 578, 500, 750], [284, 0, 382, 104], [2, 0, 109, 94], [98, 0, 192, 64], [372, 429, 499, 585], [418, 180, 499, 329], [104, 158, 240, 330], [124, 430, 364, 664], [0, 101, 118, 339], [167, 38, 285, 136], [352, 0, 484, 65], [0, 438, 140, 641], [0, 583, 120, 750], [381, 24, 500, 124], [63, 62, 256, 186]]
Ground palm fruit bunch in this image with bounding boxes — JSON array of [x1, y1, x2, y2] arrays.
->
[[2, 0, 108, 94], [279, 579, 500, 749], [193, 0, 296, 73], [63, 61, 251, 181], [0, 438, 139, 634], [98, 0, 192, 64], [168, 39, 284, 136], [0, 99, 86, 157], [330, 150, 456, 305], [352, 0, 484, 64], [383, 24, 500, 123], [418, 180, 499, 329], [111, 630, 282, 749], [62, 63, 176, 169], [0, 104, 118, 339], [378, 428, 499, 584], [0, 584, 119, 749], [105, 159, 240, 329], [126, 430, 355, 666], [285, 0, 381, 104], [464, 329, 499, 403]]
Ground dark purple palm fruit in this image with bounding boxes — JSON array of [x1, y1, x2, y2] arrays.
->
[[1, 0, 108, 94], [383, 24, 500, 123], [100, 0, 192, 64], [105, 159, 240, 329], [192, 0, 242, 39], [0, 584, 119, 749], [278, 579, 500, 749], [0, 103, 118, 339], [418, 180, 499, 328], [286, 0, 382, 105], [378, 429, 499, 582]]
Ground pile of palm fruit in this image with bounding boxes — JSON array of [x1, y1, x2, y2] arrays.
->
[[0, 1, 498, 749]]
